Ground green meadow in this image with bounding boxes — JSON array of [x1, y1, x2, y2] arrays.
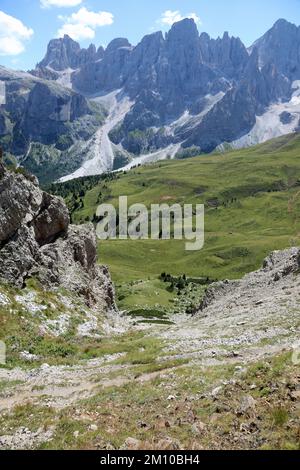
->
[[52, 133, 300, 311]]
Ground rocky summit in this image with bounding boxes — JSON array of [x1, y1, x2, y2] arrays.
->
[[0, 159, 115, 310]]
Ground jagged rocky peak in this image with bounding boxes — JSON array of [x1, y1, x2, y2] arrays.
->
[[37, 34, 99, 71], [251, 18, 300, 79], [97, 45, 105, 59], [72, 37, 133, 94], [106, 38, 132, 53], [0, 160, 115, 311], [199, 30, 249, 78], [130, 30, 164, 64], [166, 17, 199, 44], [271, 18, 298, 33]]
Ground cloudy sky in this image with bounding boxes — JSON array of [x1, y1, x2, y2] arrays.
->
[[1, 0, 300, 70]]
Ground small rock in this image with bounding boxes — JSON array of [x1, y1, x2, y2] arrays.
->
[[20, 351, 39, 362], [167, 395, 176, 401], [90, 424, 98, 431], [73, 431, 80, 438], [0, 293, 10, 305], [186, 409, 196, 423], [104, 442, 115, 450], [289, 390, 300, 402], [231, 351, 240, 357], [240, 421, 258, 434], [237, 395, 256, 416], [121, 437, 141, 450], [211, 386, 223, 400], [191, 422, 206, 436], [157, 436, 181, 450]]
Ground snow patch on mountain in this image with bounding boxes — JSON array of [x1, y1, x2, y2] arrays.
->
[[223, 81, 300, 150], [59, 91, 134, 182], [120, 143, 182, 172]]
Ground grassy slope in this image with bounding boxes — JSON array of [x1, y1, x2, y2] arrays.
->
[[69, 133, 300, 286]]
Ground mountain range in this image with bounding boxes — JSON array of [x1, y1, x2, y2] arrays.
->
[[0, 18, 300, 183]]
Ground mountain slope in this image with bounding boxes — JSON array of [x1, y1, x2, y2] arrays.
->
[[1, 243, 299, 449], [0, 66, 106, 183]]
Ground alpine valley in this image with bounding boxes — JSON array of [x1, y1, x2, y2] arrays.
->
[[1, 9, 300, 453], [1, 17, 300, 184]]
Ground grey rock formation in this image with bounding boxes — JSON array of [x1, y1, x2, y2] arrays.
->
[[72, 18, 300, 157], [199, 31, 249, 78], [251, 19, 300, 80], [37, 35, 102, 72], [0, 66, 105, 183], [72, 37, 133, 94], [1, 18, 300, 181], [0, 162, 115, 310], [198, 247, 300, 312]]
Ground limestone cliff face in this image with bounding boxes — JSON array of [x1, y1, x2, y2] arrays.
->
[[37, 35, 103, 72], [0, 161, 115, 311]]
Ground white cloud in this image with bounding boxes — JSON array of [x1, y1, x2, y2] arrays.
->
[[58, 23, 95, 40], [57, 7, 114, 40], [158, 10, 201, 26], [41, 0, 83, 8], [0, 11, 33, 56]]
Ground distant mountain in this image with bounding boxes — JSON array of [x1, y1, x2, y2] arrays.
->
[[1, 18, 300, 183], [0, 66, 106, 183]]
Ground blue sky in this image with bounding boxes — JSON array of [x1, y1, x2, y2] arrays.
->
[[1, 0, 300, 71]]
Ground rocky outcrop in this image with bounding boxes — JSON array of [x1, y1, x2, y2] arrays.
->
[[72, 37, 133, 94], [0, 67, 94, 155], [0, 65, 105, 183], [252, 19, 300, 80], [198, 247, 300, 313], [199, 31, 249, 79], [0, 162, 115, 310], [36, 35, 102, 72]]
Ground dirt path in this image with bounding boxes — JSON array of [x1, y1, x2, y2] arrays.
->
[[0, 355, 178, 411]]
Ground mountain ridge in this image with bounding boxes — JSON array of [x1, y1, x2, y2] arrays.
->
[[0, 18, 300, 182]]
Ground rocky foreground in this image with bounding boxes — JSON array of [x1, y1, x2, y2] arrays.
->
[[0, 239, 299, 449]]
